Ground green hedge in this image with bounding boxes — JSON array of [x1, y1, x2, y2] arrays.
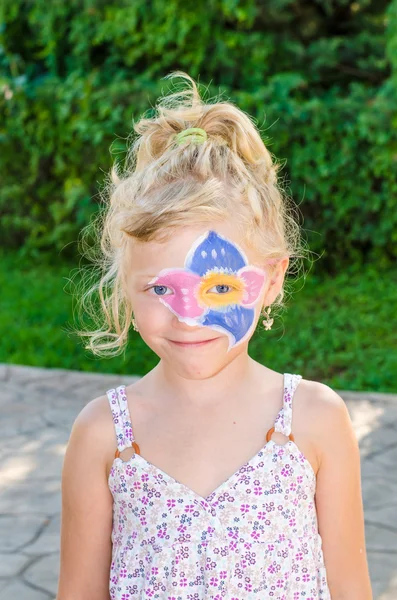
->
[[1, 0, 396, 270]]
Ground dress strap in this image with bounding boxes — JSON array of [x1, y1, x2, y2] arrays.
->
[[273, 373, 302, 437], [266, 373, 302, 442], [106, 385, 140, 456]]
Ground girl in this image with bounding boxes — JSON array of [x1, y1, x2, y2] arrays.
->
[[57, 72, 372, 599]]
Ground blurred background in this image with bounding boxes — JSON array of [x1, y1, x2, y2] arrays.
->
[[1, 0, 396, 391], [1, 3, 397, 598]]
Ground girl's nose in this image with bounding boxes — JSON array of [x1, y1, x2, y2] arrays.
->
[[171, 314, 203, 331]]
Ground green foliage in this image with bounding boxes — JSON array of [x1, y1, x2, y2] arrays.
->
[[0, 0, 396, 270], [0, 249, 395, 392]]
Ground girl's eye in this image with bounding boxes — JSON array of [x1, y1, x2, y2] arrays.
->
[[207, 284, 232, 294], [149, 285, 172, 296]]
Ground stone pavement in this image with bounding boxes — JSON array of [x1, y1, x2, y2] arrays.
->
[[0, 363, 396, 599]]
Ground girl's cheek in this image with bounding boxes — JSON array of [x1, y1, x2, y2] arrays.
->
[[136, 298, 170, 326]]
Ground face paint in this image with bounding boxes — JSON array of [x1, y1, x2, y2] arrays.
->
[[148, 230, 268, 350]]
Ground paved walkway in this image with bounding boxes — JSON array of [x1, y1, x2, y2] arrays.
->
[[0, 363, 396, 599]]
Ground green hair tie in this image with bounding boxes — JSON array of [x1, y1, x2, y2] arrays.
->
[[174, 127, 207, 145]]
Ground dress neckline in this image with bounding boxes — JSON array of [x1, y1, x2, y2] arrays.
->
[[108, 373, 313, 504], [113, 437, 299, 505]]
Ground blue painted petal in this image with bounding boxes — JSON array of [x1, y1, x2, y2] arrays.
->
[[186, 230, 247, 276], [202, 305, 254, 345]]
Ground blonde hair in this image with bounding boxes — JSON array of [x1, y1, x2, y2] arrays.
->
[[70, 71, 309, 357]]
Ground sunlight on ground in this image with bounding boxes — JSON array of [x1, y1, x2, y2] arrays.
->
[[347, 400, 384, 442], [0, 455, 36, 487], [52, 443, 68, 456]]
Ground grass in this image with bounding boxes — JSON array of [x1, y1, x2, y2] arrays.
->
[[1, 249, 395, 392]]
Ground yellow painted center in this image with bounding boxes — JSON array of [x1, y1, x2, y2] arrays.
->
[[196, 272, 245, 308]]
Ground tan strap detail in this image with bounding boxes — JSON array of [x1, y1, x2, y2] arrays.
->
[[266, 427, 295, 443], [114, 440, 141, 459]]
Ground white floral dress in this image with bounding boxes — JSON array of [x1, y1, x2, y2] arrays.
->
[[106, 373, 331, 599]]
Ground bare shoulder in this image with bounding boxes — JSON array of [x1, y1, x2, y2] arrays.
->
[[68, 393, 117, 478], [72, 393, 115, 439], [295, 378, 357, 463], [296, 377, 349, 415]]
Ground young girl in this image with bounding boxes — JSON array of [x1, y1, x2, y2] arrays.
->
[[57, 72, 372, 600]]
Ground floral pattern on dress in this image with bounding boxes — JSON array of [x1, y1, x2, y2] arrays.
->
[[106, 373, 331, 599]]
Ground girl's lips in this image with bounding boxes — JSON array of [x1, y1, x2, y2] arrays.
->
[[168, 337, 220, 348]]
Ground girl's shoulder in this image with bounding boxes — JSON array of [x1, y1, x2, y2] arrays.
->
[[293, 378, 353, 469], [295, 377, 347, 417], [69, 393, 120, 481]]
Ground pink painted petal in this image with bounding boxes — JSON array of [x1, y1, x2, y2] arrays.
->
[[238, 266, 267, 306], [149, 269, 205, 319]]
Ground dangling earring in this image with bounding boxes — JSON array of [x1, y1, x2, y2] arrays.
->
[[261, 305, 274, 331], [131, 314, 139, 332]]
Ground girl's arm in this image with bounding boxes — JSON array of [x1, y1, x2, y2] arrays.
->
[[313, 383, 373, 599], [56, 397, 114, 600]]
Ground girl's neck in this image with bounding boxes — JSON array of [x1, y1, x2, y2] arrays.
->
[[150, 352, 262, 411]]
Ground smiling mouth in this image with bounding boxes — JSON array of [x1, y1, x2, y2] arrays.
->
[[168, 338, 220, 347]]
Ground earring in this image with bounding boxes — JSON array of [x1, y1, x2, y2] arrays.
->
[[261, 305, 274, 331], [131, 314, 139, 332]]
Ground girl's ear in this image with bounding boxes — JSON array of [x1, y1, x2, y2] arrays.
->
[[263, 257, 289, 305]]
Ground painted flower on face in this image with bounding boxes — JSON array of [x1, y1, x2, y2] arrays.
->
[[148, 230, 268, 349]]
